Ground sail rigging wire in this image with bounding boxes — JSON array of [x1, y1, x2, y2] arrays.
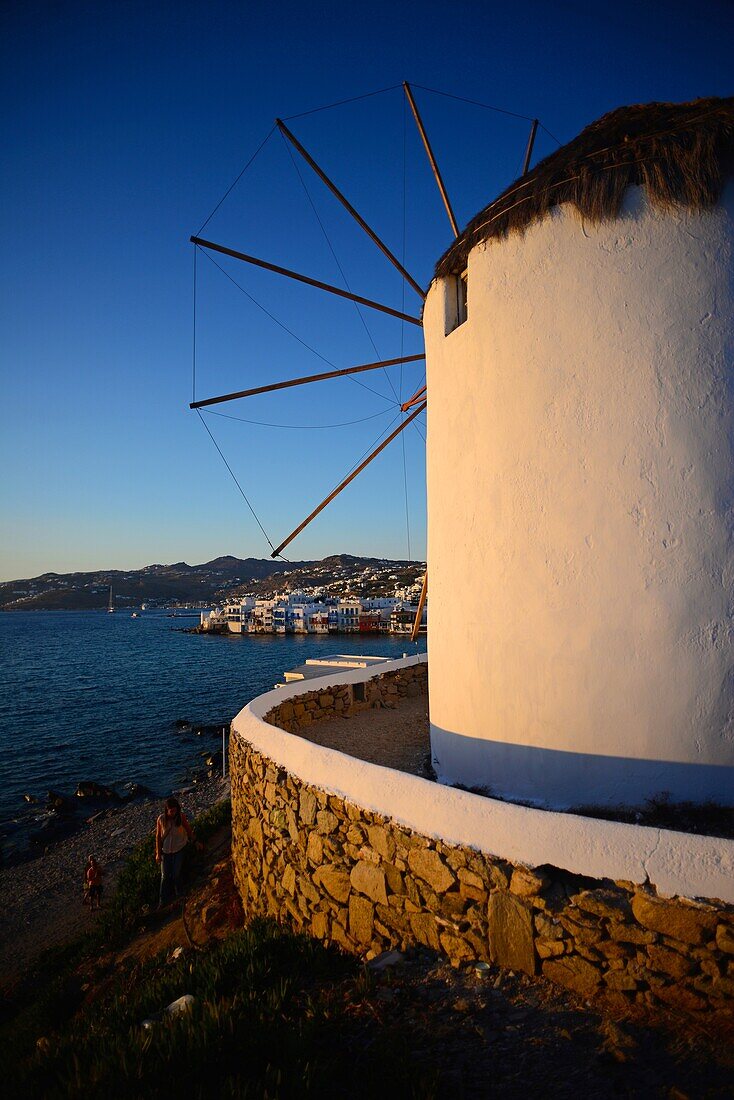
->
[[198, 246, 396, 405], [409, 83, 537, 124], [279, 129, 403, 405], [196, 125, 277, 236], [540, 123, 563, 148], [281, 84, 402, 121], [194, 408, 277, 554], [202, 407, 396, 430]]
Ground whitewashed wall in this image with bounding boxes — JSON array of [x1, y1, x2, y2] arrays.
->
[[424, 184, 734, 809]]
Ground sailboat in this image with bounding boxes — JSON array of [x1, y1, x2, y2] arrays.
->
[[107, 584, 115, 613]]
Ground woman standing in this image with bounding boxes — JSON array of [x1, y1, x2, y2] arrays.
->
[[155, 796, 196, 907]]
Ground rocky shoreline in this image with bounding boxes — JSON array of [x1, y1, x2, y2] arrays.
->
[[0, 772, 231, 983]]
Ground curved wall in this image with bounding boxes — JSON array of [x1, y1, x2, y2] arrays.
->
[[230, 658, 734, 1021], [423, 185, 734, 808]]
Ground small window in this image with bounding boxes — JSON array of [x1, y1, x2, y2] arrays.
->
[[445, 270, 468, 335]]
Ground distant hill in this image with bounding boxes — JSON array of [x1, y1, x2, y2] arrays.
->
[[0, 554, 424, 611]]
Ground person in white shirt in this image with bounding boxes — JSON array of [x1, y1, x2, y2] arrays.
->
[[155, 796, 196, 906]]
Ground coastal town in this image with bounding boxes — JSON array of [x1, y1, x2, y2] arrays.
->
[[197, 576, 427, 636]]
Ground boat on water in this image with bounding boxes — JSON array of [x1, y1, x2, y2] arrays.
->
[[131, 612, 139, 618], [107, 585, 115, 613]]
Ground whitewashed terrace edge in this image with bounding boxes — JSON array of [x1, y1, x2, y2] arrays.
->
[[232, 655, 734, 905]]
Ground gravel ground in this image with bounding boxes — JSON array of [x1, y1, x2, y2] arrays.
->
[[292, 694, 432, 777], [0, 774, 230, 983]]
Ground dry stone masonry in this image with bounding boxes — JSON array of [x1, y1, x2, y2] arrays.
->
[[230, 666, 734, 1024]]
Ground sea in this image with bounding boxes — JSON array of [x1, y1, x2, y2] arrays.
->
[[0, 610, 426, 858]]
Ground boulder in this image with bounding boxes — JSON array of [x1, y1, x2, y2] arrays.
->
[[543, 955, 601, 996], [350, 861, 388, 906], [46, 790, 74, 813], [75, 781, 119, 801], [407, 848, 455, 894], [488, 892, 536, 975], [631, 892, 718, 945]]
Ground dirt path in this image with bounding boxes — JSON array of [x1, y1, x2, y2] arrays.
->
[[0, 776, 230, 983]]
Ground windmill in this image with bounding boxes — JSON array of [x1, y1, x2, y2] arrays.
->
[[189, 84, 544, 639]]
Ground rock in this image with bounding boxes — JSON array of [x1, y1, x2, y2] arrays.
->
[[534, 912, 564, 940], [46, 790, 74, 813], [440, 932, 475, 966], [571, 889, 632, 921], [367, 824, 394, 861], [299, 789, 317, 826], [716, 924, 734, 955], [306, 831, 324, 865], [510, 867, 550, 897], [348, 894, 374, 945], [282, 865, 297, 896], [458, 868, 485, 891], [313, 866, 351, 904], [120, 783, 154, 802], [631, 892, 718, 944], [651, 983, 706, 1013], [646, 944, 694, 978], [350, 862, 388, 906], [311, 911, 329, 940], [488, 892, 536, 976], [536, 938, 565, 959], [384, 863, 404, 895], [409, 912, 441, 951], [165, 994, 195, 1016], [316, 809, 338, 835], [174, 718, 191, 730], [408, 848, 455, 894], [607, 921, 657, 945], [603, 970, 638, 991], [543, 955, 601, 996], [367, 950, 404, 971], [330, 922, 354, 952]]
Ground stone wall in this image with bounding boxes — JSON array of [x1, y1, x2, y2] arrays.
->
[[231, 667, 734, 1024], [263, 662, 428, 734]]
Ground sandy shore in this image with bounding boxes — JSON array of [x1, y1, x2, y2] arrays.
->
[[0, 774, 230, 983]]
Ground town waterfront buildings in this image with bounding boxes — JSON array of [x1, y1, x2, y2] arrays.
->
[[200, 589, 426, 636]]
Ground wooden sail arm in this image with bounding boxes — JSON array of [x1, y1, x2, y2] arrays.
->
[[271, 402, 427, 558], [191, 236, 423, 327], [403, 82, 459, 237], [522, 119, 539, 176], [411, 571, 428, 641], [400, 384, 427, 412], [277, 119, 426, 301], [190, 354, 425, 410]]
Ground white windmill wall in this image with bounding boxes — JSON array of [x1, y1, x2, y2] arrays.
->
[[423, 184, 734, 809]]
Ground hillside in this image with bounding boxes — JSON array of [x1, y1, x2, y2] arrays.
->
[[0, 554, 424, 611]]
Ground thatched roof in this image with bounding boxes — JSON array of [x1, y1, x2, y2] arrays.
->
[[434, 97, 734, 280]]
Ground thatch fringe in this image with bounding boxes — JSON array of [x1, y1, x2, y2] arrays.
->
[[434, 97, 734, 280]]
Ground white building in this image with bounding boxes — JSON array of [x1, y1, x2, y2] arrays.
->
[[424, 99, 734, 810], [248, 597, 278, 633]]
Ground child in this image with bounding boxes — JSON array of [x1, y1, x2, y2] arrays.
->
[[85, 856, 103, 911]]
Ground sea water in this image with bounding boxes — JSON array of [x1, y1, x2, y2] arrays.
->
[[0, 611, 426, 852]]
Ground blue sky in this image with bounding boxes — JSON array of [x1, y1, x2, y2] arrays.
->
[[2, 0, 732, 579]]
